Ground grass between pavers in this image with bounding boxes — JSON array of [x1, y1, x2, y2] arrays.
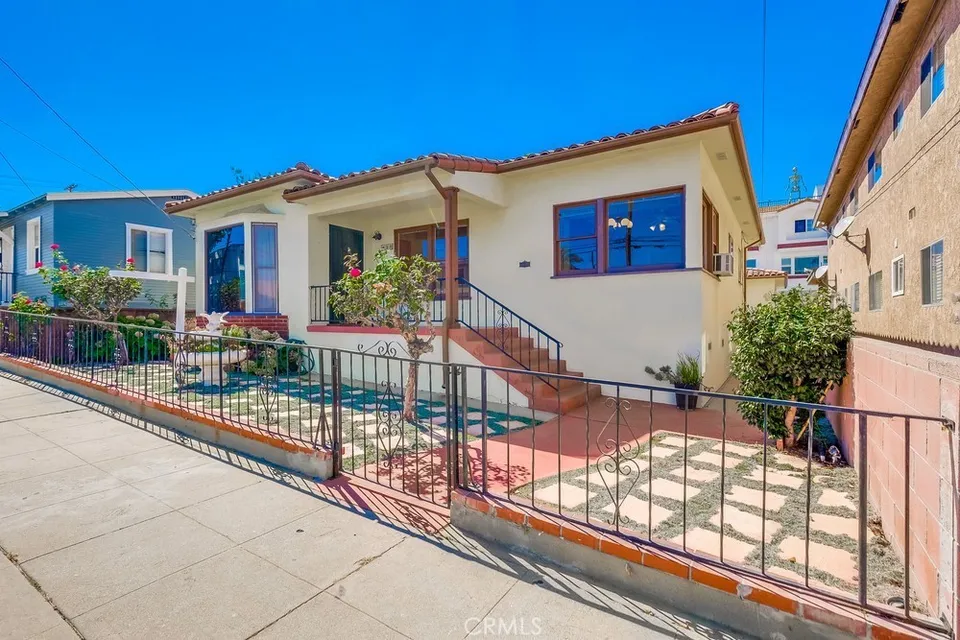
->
[[514, 432, 923, 614], [59, 362, 542, 471]]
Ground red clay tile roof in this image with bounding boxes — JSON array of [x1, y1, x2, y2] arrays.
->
[[165, 162, 330, 213], [746, 268, 788, 279], [284, 102, 741, 200], [757, 196, 821, 214]]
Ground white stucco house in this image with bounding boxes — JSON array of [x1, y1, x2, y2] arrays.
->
[[166, 102, 762, 411], [747, 197, 828, 288]]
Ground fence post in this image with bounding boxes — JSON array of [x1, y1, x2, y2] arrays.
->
[[858, 413, 868, 606], [331, 350, 342, 476], [460, 365, 469, 488]]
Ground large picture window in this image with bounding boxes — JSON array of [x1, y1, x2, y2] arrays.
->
[[206, 224, 245, 312], [554, 187, 685, 276]]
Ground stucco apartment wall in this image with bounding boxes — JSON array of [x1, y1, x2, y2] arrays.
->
[[751, 200, 826, 289], [831, 337, 958, 625], [830, 1, 960, 347]]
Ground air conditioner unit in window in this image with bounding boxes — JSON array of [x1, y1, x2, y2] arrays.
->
[[713, 253, 735, 277]]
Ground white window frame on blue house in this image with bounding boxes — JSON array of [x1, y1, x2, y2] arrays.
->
[[26, 217, 41, 274], [125, 223, 173, 276]]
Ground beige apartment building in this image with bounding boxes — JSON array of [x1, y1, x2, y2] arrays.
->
[[816, 0, 959, 628]]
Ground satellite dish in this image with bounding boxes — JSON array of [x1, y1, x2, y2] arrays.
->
[[814, 265, 829, 279], [832, 216, 856, 238]]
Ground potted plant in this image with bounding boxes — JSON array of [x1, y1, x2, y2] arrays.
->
[[645, 353, 703, 410]]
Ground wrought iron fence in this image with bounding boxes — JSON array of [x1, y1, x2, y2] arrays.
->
[[0, 308, 952, 631]]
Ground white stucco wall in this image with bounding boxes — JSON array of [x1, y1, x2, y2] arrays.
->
[[750, 200, 828, 289]]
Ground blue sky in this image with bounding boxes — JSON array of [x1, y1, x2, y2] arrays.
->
[[0, 1, 884, 207]]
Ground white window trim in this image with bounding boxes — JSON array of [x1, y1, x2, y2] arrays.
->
[[891, 254, 905, 297], [125, 223, 174, 275], [25, 217, 41, 275]]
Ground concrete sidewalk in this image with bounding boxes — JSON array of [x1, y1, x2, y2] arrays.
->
[[0, 372, 746, 640]]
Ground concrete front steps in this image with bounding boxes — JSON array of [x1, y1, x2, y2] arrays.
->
[[449, 327, 600, 412]]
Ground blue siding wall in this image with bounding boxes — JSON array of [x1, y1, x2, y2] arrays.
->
[[51, 197, 196, 310], [0, 203, 55, 303]]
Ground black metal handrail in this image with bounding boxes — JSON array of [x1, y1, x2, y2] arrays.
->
[[0, 271, 14, 305], [310, 285, 331, 323], [451, 276, 563, 388]]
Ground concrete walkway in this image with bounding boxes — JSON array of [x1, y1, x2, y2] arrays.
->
[[0, 372, 747, 640]]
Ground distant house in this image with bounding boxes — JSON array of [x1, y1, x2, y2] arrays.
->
[[748, 196, 827, 288], [0, 190, 198, 310]]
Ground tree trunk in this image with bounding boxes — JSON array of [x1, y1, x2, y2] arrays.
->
[[403, 358, 419, 422]]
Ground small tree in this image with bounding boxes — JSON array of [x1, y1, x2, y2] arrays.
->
[[38, 246, 142, 364], [727, 287, 854, 444], [329, 250, 441, 420], [38, 246, 141, 322]]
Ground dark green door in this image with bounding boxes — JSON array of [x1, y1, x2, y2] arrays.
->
[[328, 225, 364, 324]]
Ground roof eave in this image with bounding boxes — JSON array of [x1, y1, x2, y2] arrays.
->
[[165, 170, 326, 214]]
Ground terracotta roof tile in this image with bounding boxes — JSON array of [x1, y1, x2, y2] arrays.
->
[[283, 102, 740, 199], [746, 268, 788, 279], [165, 162, 330, 211]]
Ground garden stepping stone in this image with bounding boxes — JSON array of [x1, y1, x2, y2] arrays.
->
[[575, 461, 649, 489], [602, 496, 672, 530], [745, 467, 805, 490], [640, 477, 700, 502], [492, 420, 529, 431], [533, 482, 595, 509], [725, 485, 787, 512], [669, 467, 719, 484], [777, 536, 857, 584], [658, 435, 698, 448], [773, 454, 809, 471], [817, 488, 857, 511], [650, 446, 681, 459], [690, 452, 742, 469], [711, 442, 758, 458], [810, 513, 872, 542], [709, 505, 780, 542], [672, 528, 754, 564]]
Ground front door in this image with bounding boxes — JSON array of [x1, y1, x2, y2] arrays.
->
[[328, 225, 364, 323]]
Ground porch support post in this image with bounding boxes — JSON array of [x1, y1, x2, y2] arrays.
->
[[443, 187, 460, 329]]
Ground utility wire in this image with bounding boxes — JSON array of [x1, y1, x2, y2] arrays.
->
[[0, 56, 155, 201], [0, 147, 34, 196], [760, 0, 767, 198]]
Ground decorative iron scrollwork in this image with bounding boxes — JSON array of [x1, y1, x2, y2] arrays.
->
[[493, 308, 510, 351], [356, 339, 408, 358], [375, 379, 404, 466], [594, 397, 644, 527]]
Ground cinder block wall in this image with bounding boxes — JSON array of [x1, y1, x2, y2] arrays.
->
[[832, 337, 957, 626]]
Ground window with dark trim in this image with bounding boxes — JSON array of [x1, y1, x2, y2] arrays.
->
[[554, 202, 598, 274], [554, 187, 685, 276], [921, 35, 946, 116], [701, 194, 719, 269]]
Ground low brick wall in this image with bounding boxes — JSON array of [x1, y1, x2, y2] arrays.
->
[[197, 314, 289, 338], [831, 336, 958, 629], [451, 490, 934, 639]]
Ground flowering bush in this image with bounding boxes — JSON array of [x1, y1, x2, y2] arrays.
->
[[330, 250, 441, 419], [8, 292, 52, 315], [38, 246, 141, 321]]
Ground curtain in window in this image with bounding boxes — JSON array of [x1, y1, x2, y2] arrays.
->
[[252, 223, 279, 313]]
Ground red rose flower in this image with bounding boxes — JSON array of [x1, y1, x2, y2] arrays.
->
[[349, 267, 362, 278], [59, 264, 68, 271], [49, 243, 60, 250], [126, 258, 135, 264], [35, 261, 42, 268]]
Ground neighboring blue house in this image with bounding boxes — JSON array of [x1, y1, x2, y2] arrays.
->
[[0, 190, 198, 310]]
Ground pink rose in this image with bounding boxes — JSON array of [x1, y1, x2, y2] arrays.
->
[[126, 257, 135, 264], [49, 243, 60, 250], [35, 261, 42, 268], [349, 267, 362, 278], [72, 265, 81, 273]]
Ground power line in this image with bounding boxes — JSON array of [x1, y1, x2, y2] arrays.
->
[[0, 147, 33, 196], [760, 0, 767, 198], [0, 55, 175, 221]]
